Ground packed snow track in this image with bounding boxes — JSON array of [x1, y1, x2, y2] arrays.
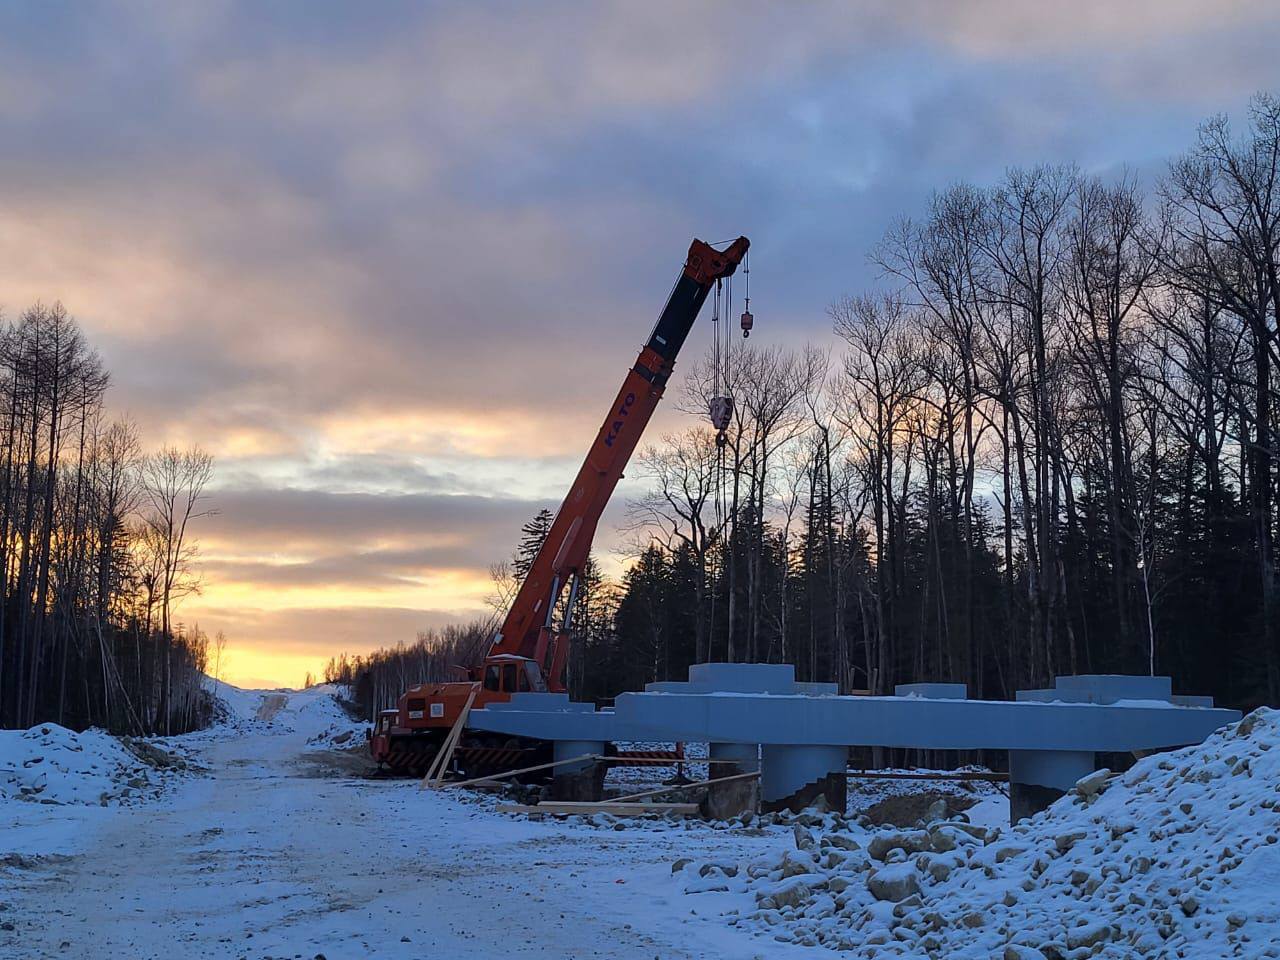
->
[[0, 684, 809, 960]]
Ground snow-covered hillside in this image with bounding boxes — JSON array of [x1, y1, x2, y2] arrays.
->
[[0, 679, 366, 815], [201, 676, 363, 739]]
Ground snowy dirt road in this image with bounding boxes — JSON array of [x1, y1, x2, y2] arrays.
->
[[0, 687, 807, 960]]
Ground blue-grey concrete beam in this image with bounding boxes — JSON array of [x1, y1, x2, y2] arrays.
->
[[468, 692, 626, 741], [609, 691, 1239, 753]]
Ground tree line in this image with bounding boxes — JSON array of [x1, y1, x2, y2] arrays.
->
[[335, 93, 1280, 718], [0, 303, 217, 735]]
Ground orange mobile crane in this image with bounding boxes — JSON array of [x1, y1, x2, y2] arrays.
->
[[370, 235, 750, 776]]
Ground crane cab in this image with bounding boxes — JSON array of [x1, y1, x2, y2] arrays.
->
[[477, 654, 546, 695]]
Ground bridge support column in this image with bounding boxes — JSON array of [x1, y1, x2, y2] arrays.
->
[[704, 742, 759, 819], [1008, 749, 1094, 823], [761, 744, 847, 814], [550, 739, 606, 802]]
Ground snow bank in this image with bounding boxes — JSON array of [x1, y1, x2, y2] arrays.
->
[[296, 686, 366, 748], [0, 724, 167, 806], [677, 708, 1280, 958], [203, 675, 265, 725], [201, 678, 364, 746]]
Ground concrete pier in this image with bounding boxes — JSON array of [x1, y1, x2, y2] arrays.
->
[[1008, 749, 1095, 822], [760, 744, 847, 814], [549, 738, 605, 802], [704, 742, 759, 819]]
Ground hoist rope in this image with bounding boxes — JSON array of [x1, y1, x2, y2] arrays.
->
[[711, 280, 721, 400]]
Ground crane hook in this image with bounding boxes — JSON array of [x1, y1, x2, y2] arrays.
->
[[709, 395, 733, 448]]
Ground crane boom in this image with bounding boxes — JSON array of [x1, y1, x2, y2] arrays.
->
[[490, 236, 750, 690]]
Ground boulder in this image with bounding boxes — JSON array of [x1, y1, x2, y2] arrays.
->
[[867, 864, 921, 903], [770, 877, 812, 910], [1072, 768, 1111, 799], [868, 829, 930, 861]]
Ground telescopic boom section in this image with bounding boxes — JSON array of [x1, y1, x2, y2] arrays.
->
[[489, 236, 749, 690]]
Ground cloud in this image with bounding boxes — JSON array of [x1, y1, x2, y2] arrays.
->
[[200, 485, 550, 557], [3, 1, 1280, 684]]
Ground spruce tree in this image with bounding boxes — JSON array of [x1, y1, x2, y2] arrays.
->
[[513, 508, 555, 580]]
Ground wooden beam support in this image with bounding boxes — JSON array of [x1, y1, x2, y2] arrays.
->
[[497, 802, 701, 817], [846, 770, 1009, 783], [420, 683, 480, 789], [434, 753, 601, 791]]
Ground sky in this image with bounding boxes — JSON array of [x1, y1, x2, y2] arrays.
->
[[1, 1, 1278, 688]]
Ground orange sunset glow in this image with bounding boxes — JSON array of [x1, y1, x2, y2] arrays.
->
[[3, 1, 1277, 689]]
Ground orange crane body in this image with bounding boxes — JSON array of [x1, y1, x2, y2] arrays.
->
[[370, 236, 749, 776]]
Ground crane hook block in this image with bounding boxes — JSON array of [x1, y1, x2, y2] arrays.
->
[[709, 396, 734, 432], [740, 309, 753, 338]]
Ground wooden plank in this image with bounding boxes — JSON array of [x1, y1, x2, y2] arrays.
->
[[609, 770, 760, 804], [846, 770, 1009, 783], [605, 756, 743, 765], [433, 682, 483, 783], [420, 682, 480, 789], [497, 802, 701, 817], [546, 801, 704, 810], [436, 753, 602, 791]]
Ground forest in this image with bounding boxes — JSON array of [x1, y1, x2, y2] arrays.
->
[[333, 94, 1280, 718], [0, 303, 217, 735]]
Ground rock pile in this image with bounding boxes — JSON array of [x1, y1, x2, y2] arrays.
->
[[676, 708, 1280, 958], [0, 724, 170, 806]]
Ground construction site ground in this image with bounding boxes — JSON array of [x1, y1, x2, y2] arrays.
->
[[0, 683, 873, 959]]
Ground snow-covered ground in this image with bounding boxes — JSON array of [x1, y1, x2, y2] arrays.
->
[[0, 681, 807, 959], [0, 680, 1268, 959]]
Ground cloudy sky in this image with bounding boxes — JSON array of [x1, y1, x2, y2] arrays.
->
[[1, 1, 1277, 687]]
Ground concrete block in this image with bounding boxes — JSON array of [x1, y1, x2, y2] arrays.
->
[[1054, 674, 1172, 703], [550, 739, 605, 802]]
